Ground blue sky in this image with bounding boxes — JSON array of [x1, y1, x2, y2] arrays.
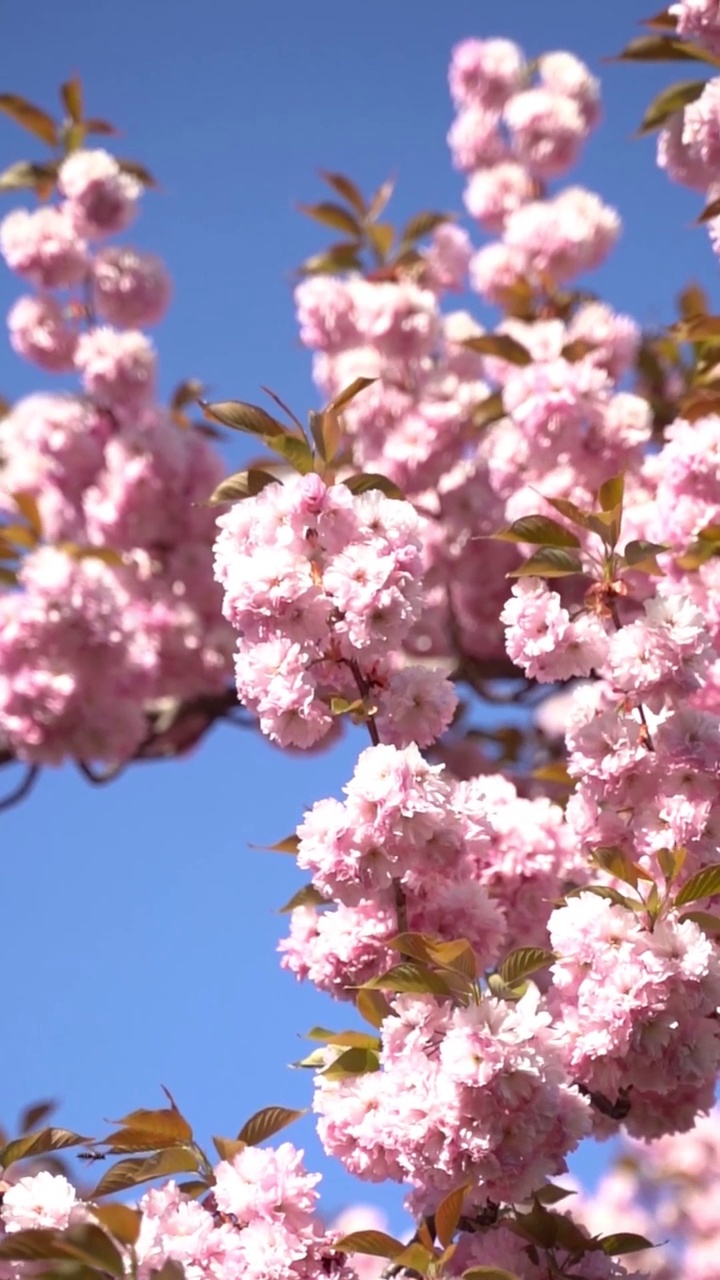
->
[[0, 0, 716, 1231]]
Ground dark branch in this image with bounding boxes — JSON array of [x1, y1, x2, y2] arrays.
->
[[0, 764, 40, 813]]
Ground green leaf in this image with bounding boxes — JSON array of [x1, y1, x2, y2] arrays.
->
[[698, 194, 720, 223], [212, 1135, 246, 1161], [389, 1243, 436, 1275], [11, 491, 42, 539], [237, 1105, 306, 1146], [461, 334, 532, 365], [150, 1263, 186, 1280], [678, 909, 720, 934], [623, 539, 670, 569], [292, 1048, 329, 1070], [657, 846, 686, 883], [111, 1105, 192, 1142], [61, 77, 84, 124], [434, 1183, 469, 1248], [318, 170, 367, 217], [615, 33, 720, 65], [561, 338, 596, 362], [91, 1204, 142, 1247], [93, 1147, 198, 1198], [532, 763, 573, 787], [367, 222, 394, 260], [367, 177, 395, 223], [117, 158, 157, 187], [643, 7, 678, 30], [329, 696, 366, 716], [355, 987, 392, 1028], [534, 1184, 575, 1205], [674, 314, 720, 341], [278, 883, 328, 913], [0, 1127, 91, 1168], [590, 845, 648, 889], [310, 410, 340, 465], [598, 473, 624, 512], [488, 972, 527, 1002], [177, 1180, 210, 1199], [253, 834, 299, 854], [472, 391, 506, 429], [299, 243, 363, 275], [0, 159, 58, 192], [306, 1027, 381, 1049], [200, 400, 288, 437], [0, 1227, 125, 1276], [545, 496, 594, 529], [507, 548, 583, 578], [19, 1100, 56, 1133], [267, 433, 315, 474], [599, 1233, 654, 1255], [675, 863, 720, 907], [493, 515, 580, 548], [698, 523, 720, 543], [333, 1231, 406, 1259], [207, 468, 280, 506], [0, 94, 58, 146], [320, 1047, 381, 1079], [678, 282, 709, 319], [297, 202, 362, 237], [343, 473, 405, 499], [425, 937, 477, 980], [327, 376, 377, 414], [462, 1269, 520, 1280], [362, 961, 452, 995], [499, 947, 556, 987], [637, 78, 705, 133], [400, 210, 453, 243]]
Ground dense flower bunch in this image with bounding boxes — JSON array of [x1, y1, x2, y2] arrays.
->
[[0, 1145, 356, 1280], [0, 137, 234, 767], [255, 19, 720, 1275], [213, 474, 457, 748], [8, 13, 720, 1280]]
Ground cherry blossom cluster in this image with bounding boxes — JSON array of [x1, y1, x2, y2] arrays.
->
[[447, 39, 622, 301], [213, 474, 457, 749], [652, 0, 720, 261], [0, 149, 234, 764], [0, 1147, 356, 1280], [572, 1104, 720, 1279], [314, 986, 591, 1210], [281, 754, 586, 998]]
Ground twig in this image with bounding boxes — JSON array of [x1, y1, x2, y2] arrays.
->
[[260, 386, 307, 436], [0, 764, 40, 812]]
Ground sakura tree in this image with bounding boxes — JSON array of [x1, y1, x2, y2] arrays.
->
[[2, 4, 720, 1279]]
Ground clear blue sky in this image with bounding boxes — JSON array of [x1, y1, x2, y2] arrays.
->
[[0, 0, 716, 1230]]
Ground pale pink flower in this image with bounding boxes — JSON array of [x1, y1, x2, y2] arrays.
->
[[424, 223, 472, 292], [469, 241, 527, 303], [538, 51, 602, 126], [463, 161, 535, 232], [2, 1172, 79, 1231], [0, 205, 87, 288], [658, 109, 712, 189], [7, 294, 77, 371], [504, 88, 588, 178], [449, 37, 525, 109], [447, 105, 507, 172], [74, 325, 157, 415], [671, 0, 720, 55], [59, 148, 142, 238], [92, 246, 172, 327]]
